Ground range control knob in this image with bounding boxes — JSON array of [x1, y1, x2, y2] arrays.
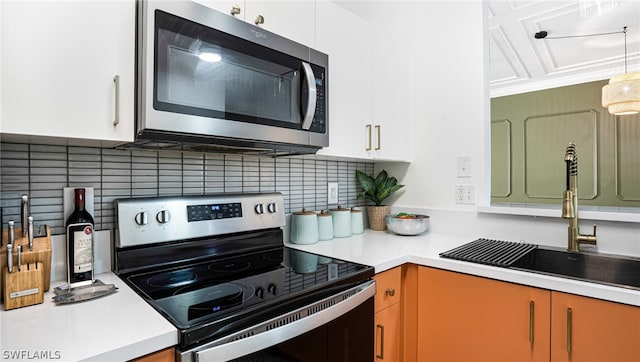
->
[[134, 211, 148, 226], [268, 284, 277, 295], [156, 209, 171, 224], [267, 203, 278, 213], [256, 287, 265, 299], [255, 203, 265, 214]]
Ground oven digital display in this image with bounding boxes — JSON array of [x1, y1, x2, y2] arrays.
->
[[187, 203, 243, 222], [188, 291, 243, 320]]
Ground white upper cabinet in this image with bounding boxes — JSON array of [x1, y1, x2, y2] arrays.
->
[[244, 1, 315, 47], [367, 3, 412, 162], [191, 0, 239, 15], [315, 0, 373, 160], [193, 0, 315, 47], [316, 1, 412, 162], [0, 0, 135, 145]]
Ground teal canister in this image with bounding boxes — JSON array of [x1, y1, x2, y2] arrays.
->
[[330, 205, 352, 238], [317, 210, 334, 241], [351, 207, 364, 234], [290, 209, 319, 245]]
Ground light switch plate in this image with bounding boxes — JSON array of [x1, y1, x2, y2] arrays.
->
[[457, 156, 471, 178]]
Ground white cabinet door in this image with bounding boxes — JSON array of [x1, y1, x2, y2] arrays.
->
[[315, 1, 373, 160], [191, 0, 239, 17], [245, 1, 315, 47], [0, 1, 135, 145], [193, 1, 315, 47], [368, 5, 412, 162]]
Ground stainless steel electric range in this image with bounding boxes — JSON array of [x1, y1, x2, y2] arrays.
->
[[113, 193, 375, 362]]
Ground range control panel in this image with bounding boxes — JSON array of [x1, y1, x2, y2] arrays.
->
[[187, 202, 243, 222], [114, 193, 285, 248]]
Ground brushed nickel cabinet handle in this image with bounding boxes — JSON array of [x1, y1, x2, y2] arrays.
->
[[254, 15, 264, 25], [366, 124, 372, 151], [113, 75, 120, 126], [376, 324, 384, 359], [567, 308, 573, 353], [230, 5, 241, 16], [529, 301, 534, 344], [375, 125, 381, 150], [385, 288, 395, 297]]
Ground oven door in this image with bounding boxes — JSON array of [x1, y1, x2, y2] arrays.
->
[[178, 280, 375, 362], [137, 0, 328, 148]]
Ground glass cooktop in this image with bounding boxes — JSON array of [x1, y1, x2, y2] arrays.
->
[[123, 246, 373, 329]]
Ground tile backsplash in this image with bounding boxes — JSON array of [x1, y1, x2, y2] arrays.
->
[[0, 142, 373, 235]]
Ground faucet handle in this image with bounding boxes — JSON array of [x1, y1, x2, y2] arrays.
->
[[591, 224, 597, 236], [562, 191, 575, 219]]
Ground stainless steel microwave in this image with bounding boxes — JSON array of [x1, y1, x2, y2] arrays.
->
[[136, 0, 328, 154]]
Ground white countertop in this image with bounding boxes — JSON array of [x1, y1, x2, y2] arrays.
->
[[1, 230, 637, 362], [0, 273, 177, 362], [285, 230, 640, 307]]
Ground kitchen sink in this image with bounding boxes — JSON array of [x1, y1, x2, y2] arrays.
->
[[511, 247, 640, 290]]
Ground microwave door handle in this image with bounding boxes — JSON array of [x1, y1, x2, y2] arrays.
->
[[301, 62, 317, 130]]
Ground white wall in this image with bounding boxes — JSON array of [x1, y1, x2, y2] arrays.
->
[[378, 1, 640, 257], [380, 0, 489, 210]]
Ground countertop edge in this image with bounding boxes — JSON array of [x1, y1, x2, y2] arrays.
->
[[285, 232, 640, 307], [1, 272, 179, 362], [407, 255, 640, 307]]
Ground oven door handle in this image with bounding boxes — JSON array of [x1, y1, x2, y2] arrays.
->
[[300, 61, 317, 130], [190, 280, 375, 362]]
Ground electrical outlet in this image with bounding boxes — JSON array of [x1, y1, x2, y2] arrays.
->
[[328, 182, 338, 204], [457, 156, 471, 177], [455, 184, 475, 204]]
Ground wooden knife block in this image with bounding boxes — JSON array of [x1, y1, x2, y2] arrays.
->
[[1, 226, 52, 304], [3, 262, 45, 310]]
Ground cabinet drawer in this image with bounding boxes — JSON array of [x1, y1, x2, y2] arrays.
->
[[374, 267, 402, 312]]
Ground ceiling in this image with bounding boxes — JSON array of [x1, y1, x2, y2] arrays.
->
[[489, 0, 640, 97]]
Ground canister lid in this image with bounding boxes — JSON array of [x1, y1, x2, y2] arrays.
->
[[329, 205, 350, 212], [350, 207, 362, 213], [318, 210, 332, 217], [293, 208, 316, 216]]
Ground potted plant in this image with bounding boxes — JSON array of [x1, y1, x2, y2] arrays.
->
[[355, 170, 405, 231]]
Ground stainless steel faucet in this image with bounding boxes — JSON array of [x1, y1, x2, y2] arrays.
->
[[561, 142, 597, 252]]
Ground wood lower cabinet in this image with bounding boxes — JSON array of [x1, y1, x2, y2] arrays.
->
[[551, 291, 640, 362], [372, 264, 419, 362], [375, 302, 401, 361], [417, 267, 551, 362], [130, 347, 175, 362], [374, 266, 402, 361]]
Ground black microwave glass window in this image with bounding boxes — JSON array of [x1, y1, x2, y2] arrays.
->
[[154, 10, 323, 131]]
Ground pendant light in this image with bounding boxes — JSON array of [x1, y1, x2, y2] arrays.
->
[[601, 27, 640, 115]]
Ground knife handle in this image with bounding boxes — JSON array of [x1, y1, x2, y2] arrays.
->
[[8, 220, 15, 247], [28, 216, 34, 251], [17, 245, 22, 272], [21, 194, 29, 238], [6, 244, 13, 273]]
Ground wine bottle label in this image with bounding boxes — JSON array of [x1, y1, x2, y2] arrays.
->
[[73, 224, 93, 273]]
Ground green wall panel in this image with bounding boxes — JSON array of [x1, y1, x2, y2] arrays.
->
[[491, 79, 640, 207]]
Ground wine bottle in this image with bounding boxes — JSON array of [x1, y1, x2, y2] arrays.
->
[[66, 188, 95, 287]]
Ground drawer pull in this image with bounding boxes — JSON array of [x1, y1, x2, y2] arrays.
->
[[376, 324, 384, 359], [113, 75, 120, 126], [567, 308, 573, 353], [385, 288, 395, 297], [529, 301, 534, 344]]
